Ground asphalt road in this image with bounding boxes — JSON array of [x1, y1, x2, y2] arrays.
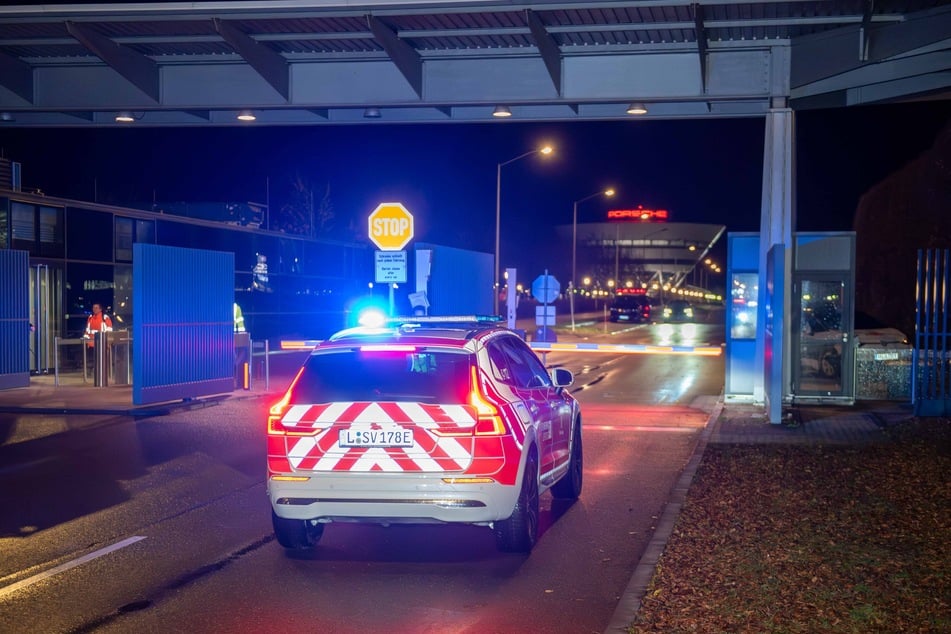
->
[[0, 319, 723, 633]]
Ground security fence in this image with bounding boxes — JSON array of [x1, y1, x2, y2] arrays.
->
[[914, 249, 950, 415]]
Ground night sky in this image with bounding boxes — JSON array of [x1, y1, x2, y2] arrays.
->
[[1, 100, 948, 277]]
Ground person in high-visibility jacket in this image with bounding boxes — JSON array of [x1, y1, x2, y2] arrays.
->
[[234, 302, 246, 333], [85, 303, 113, 348]]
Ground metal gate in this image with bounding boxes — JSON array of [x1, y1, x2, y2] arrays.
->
[[914, 249, 950, 415], [132, 243, 235, 405], [0, 249, 30, 389]]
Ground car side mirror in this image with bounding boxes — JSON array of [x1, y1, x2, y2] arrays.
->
[[550, 367, 573, 388]]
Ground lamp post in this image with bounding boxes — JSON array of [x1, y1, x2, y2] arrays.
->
[[571, 187, 615, 330], [493, 145, 554, 315], [494, 145, 554, 315]]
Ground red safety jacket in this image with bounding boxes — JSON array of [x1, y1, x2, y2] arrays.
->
[[85, 312, 113, 347]]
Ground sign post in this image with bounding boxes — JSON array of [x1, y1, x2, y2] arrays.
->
[[505, 267, 518, 330], [368, 203, 414, 315], [531, 271, 560, 342]]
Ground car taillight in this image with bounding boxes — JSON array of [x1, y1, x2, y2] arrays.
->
[[267, 366, 304, 436], [267, 391, 291, 436], [470, 366, 505, 436]]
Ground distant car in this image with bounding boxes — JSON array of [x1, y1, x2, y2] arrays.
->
[[662, 299, 694, 323], [266, 315, 583, 553], [609, 293, 652, 323]]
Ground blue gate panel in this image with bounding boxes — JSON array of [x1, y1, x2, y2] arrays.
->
[[914, 249, 950, 415], [0, 249, 29, 389], [133, 244, 234, 405]]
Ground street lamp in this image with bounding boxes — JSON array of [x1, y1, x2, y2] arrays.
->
[[571, 187, 615, 329], [494, 144, 554, 314]]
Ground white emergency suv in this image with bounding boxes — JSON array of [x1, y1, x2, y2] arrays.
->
[[266, 315, 583, 553]]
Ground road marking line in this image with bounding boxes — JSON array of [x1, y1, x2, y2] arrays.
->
[[0, 536, 146, 599]]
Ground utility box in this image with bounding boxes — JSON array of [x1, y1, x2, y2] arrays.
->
[[854, 328, 912, 401]]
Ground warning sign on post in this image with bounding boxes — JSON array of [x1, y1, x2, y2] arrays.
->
[[375, 250, 407, 284]]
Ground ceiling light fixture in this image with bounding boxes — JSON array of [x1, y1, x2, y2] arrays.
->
[[363, 107, 381, 118], [492, 105, 512, 118], [237, 110, 256, 121], [115, 111, 135, 123], [626, 103, 648, 115]]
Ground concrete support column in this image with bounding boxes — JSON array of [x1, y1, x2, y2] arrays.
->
[[756, 107, 796, 422]]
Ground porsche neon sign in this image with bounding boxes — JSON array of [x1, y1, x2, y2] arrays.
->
[[607, 207, 668, 221]]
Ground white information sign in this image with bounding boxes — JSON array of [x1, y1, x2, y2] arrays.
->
[[375, 250, 408, 283]]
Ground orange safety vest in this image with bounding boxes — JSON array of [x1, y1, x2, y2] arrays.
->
[[85, 313, 113, 347]]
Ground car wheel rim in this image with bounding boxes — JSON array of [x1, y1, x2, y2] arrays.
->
[[527, 463, 539, 538]]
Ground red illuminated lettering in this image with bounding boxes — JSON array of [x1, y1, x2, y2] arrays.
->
[[607, 207, 669, 221]]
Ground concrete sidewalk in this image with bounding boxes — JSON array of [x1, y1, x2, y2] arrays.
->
[[0, 370, 286, 417], [714, 399, 915, 445]]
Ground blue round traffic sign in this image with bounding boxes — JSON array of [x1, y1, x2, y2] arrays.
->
[[531, 274, 560, 304]]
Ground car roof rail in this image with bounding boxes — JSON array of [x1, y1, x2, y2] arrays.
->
[[326, 315, 505, 343], [387, 315, 502, 325], [393, 315, 503, 334]]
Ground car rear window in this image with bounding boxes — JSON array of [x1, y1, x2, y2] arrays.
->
[[613, 296, 647, 308], [291, 347, 473, 404]]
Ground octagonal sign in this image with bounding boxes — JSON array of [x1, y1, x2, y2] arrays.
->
[[368, 202, 414, 251]]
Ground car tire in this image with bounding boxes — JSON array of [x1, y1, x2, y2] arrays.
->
[[551, 421, 583, 500], [272, 511, 324, 550], [494, 451, 539, 553]]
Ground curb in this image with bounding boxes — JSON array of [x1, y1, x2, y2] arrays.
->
[[0, 392, 268, 418], [603, 397, 725, 633]]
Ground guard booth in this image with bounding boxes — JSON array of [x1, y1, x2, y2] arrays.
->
[[726, 232, 857, 405]]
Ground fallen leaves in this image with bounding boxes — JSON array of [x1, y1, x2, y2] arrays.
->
[[630, 418, 951, 633]]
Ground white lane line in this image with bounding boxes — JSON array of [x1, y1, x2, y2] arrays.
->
[[0, 536, 146, 599]]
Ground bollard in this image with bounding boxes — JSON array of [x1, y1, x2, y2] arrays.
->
[[93, 331, 109, 387]]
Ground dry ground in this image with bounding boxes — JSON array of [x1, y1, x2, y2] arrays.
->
[[630, 418, 951, 634]]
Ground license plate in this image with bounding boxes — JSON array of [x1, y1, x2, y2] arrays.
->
[[619, 315, 630, 321], [339, 427, 413, 448]]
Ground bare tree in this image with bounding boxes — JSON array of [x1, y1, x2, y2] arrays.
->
[[277, 172, 335, 237]]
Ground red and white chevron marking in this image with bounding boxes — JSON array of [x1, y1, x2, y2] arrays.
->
[[281, 401, 477, 473]]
